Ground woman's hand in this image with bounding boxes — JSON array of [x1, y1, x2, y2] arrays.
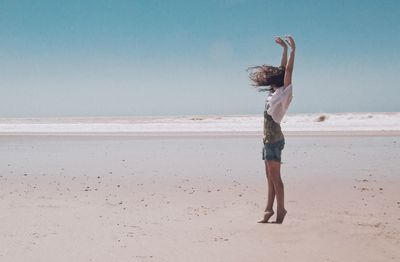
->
[[275, 36, 287, 49], [285, 35, 296, 51]]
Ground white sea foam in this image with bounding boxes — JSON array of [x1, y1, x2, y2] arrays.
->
[[0, 112, 399, 133]]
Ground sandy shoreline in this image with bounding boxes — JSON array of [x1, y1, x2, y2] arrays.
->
[[1, 135, 399, 261], [1, 130, 400, 137], [1, 113, 399, 134]]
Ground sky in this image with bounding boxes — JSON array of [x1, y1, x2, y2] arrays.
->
[[0, 0, 399, 117]]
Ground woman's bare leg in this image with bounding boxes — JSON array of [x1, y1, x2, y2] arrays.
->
[[267, 160, 287, 223], [258, 161, 275, 223], [265, 160, 276, 212]]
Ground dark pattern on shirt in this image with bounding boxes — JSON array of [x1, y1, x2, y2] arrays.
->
[[263, 112, 284, 144]]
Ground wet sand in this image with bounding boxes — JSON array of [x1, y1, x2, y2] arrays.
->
[[0, 135, 399, 261]]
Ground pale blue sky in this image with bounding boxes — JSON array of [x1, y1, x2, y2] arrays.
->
[[0, 0, 399, 117]]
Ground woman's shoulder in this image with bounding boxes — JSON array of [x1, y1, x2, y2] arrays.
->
[[276, 84, 292, 93]]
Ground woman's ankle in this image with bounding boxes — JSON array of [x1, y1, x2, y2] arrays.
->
[[277, 208, 286, 213]]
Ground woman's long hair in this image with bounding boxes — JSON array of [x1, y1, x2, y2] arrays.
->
[[247, 65, 285, 91]]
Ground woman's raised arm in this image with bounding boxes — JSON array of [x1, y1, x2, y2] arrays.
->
[[275, 36, 288, 68], [284, 36, 296, 88]]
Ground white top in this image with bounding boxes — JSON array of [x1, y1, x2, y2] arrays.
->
[[266, 84, 293, 124]]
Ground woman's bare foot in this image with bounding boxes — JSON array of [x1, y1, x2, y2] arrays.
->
[[257, 210, 274, 223], [275, 209, 287, 224]]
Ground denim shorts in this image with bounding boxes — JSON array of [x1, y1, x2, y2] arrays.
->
[[262, 139, 285, 162]]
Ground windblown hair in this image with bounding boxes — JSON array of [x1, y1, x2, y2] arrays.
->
[[247, 65, 285, 91]]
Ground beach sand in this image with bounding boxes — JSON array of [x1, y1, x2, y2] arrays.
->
[[0, 134, 399, 261]]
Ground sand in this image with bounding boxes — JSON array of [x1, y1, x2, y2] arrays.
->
[[0, 134, 399, 262]]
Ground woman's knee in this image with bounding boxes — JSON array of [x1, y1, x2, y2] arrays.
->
[[269, 172, 281, 183]]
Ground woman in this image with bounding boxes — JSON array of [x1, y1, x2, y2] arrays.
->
[[248, 35, 296, 224]]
